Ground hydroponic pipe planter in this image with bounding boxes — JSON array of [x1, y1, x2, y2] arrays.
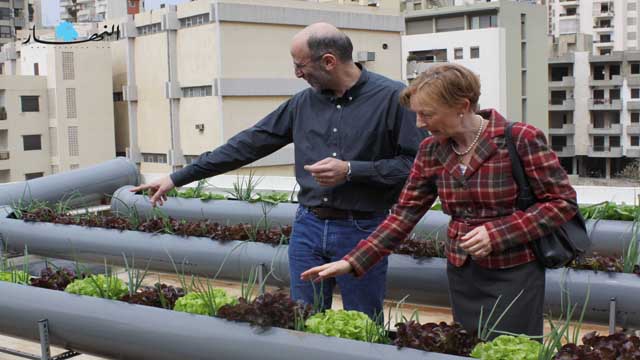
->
[[110, 186, 635, 257], [0, 158, 139, 207], [0, 282, 465, 360], [1, 211, 638, 328]]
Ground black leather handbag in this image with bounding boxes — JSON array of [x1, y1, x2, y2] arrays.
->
[[505, 123, 591, 268]]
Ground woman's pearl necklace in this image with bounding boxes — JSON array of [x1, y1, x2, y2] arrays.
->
[[452, 117, 485, 156]]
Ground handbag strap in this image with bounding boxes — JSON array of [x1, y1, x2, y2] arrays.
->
[[504, 122, 537, 211]]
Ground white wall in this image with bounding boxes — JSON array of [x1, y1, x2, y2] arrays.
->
[[402, 27, 506, 114]]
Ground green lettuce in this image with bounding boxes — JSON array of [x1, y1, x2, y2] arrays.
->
[[64, 274, 128, 299], [0, 271, 30, 284], [471, 335, 542, 360], [305, 309, 383, 342], [173, 289, 238, 316]]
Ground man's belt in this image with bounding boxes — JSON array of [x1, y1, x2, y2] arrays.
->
[[308, 206, 384, 220]]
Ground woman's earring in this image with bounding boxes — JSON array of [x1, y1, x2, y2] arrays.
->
[[458, 113, 464, 119]]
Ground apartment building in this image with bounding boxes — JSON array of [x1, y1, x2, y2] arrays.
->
[[60, 0, 140, 23], [548, 0, 639, 53], [548, 33, 640, 178], [0, 39, 116, 182], [403, 0, 549, 132], [102, 0, 405, 176], [0, 0, 28, 47]]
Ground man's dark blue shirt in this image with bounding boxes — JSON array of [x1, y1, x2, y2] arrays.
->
[[171, 65, 427, 211]]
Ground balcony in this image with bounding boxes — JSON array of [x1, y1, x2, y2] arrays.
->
[[627, 125, 640, 135], [593, 8, 614, 18], [0, 150, 10, 169], [549, 76, 575, 88], [548, 53, 575, 64], [588, 123, 622, 134], [549, 123, 575, 135], [14, 18, 24, 28], [551, 145, 575, 157], [588, 98, 622, 110], [0, 107, 5, 120], [13, 0, 23, 9], [593, 25, 614, 33], [406, 61, 445, 80], [589, 75, 623, 86], [625, 148, 640, 157], [589, 52, 624, 62], [628, 75, 640, 86], [0, 150, 9, 161], [549, 99, 575, 111], [588, 145, 623, 157], [559, 0, 579, 5], [628, 101, 640, 110]]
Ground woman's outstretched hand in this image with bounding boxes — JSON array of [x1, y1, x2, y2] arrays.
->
[[300, 260, 353, 282]]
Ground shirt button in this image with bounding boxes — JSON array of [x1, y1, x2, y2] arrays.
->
[[336, 104, 341, 109], [349, 96, 353, 101], [323, 197, 328, 202], [333, 128, 338, 132], [332, 152, 337, 157], [466, 206, 473, 214]]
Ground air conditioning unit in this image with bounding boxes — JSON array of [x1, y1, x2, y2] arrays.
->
[[357, 51, 376, 62], [195, 123, 205, 132]]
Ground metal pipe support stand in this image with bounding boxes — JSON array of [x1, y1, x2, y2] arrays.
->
[[0, 319, 81, 360]]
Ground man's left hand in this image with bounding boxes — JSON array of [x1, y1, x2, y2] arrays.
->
[[304, 158, 349, 187], [459, 225, 492, 257]]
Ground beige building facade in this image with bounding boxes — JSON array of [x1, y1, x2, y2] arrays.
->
[[0, 0, 28, 48], [103, 0, 406, 177], [0, 40, 116, 182]]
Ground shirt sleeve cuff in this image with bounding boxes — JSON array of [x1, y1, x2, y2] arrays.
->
[[342, 239, 385, 278], [170, 167, 196, 188], [484, 219, 508, 253], [348, 160, 376, 182]]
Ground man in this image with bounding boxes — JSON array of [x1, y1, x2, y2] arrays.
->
[[131, 22, 425, 318]]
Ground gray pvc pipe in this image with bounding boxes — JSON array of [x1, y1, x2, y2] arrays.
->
[[1, 214, 638, 328], [110, 186, 636, 257], [0, 158, 139, 207], [0, 282, 464, 360]]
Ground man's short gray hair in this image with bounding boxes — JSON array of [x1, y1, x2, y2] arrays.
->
[[307, 32, 353, 63]]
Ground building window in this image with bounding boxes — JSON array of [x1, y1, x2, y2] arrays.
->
[[600, 48, 612, 55], [522, 98, 527, 123], [62, 52, 74, 80], [629, 18, 638, 26], [66, 88, 76, 118], [633, 63, 640, 75], [0, 7, 10, 20], [522, 71, 527, 96], [23, 135, 42, 151], [137, 23, 161, 36], [68, 126, 79, 156], [69, 164, 79, 170], [33, 63, 39, 76], [470, 47, 480, 59], [610, 88, 621, 100], [521, 14, 526, 40], [633, 89, 640, 99], [632, 112, 640, 123], [182, 86, 213, 98], [179, 13, 210, 28], [113, 92, 123, 102], [630, 2, 637, 10], [184, 155, 200, 164], [436, 16, 465, 32], [49, 127, 57, 156], [25, 172, 44, 180], [521, 43, 527, 68], [454, 48, 463, 60], [470, 14, 497, 29], [0, 26, 11, 39], [21, 96, 39, 112], [142, 153, 168, 163], [632, 136, 640, 146], [629, 32, 637, 41]]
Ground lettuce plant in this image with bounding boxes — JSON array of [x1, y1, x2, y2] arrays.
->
[[0, 270, 30, 284], [394, 320, 479, 356], [173, 289, 237, 316], [65, 274, 128, 299], [305, 309, 384, 343], [470, 335, 541, 360]]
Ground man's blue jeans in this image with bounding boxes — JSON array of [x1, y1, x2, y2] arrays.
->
[[288, 206, 388, 319]]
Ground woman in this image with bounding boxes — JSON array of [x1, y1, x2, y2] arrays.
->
[[301, 63, 578, 338]]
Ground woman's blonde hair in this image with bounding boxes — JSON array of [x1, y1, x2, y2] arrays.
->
[[400, 63, 481, 112]]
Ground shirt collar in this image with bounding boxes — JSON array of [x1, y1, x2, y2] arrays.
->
[[319, 62, 369, 103]]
